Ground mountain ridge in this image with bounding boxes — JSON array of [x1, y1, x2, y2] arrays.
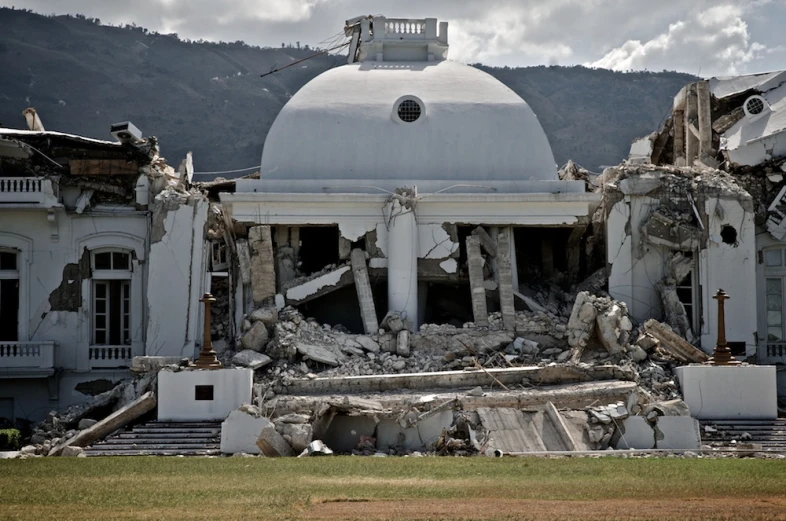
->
[[0, 8, 697, 178]]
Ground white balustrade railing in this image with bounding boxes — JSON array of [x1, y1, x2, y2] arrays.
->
[[760, 342, 786, 363], [0, 341, 56, 369], [89, 346, 133, 368], [0, 177, 57, 205], [384, 19, 427, 39]]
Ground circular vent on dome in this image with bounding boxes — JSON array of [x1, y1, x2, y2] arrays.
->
[[744, 95, 766, 117], [397, 99, 422, 122]]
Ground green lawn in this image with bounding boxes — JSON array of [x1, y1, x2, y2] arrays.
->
[[1, 456, 785, 520]]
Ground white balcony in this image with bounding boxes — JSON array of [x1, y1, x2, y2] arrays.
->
[[0, 341, 56, 378], [759, 342, 786, 365], [89, 346, 134, 369], [0, 177, 59, 207]]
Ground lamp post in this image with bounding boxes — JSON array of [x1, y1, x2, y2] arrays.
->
[[192, 293, 223, 369], [707, 289, 740, 366]]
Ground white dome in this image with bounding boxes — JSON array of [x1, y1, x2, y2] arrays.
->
[[261, 60, 558, 182]]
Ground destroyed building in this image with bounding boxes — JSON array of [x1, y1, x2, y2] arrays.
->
[[3, 17, 783, 458], [218, 15, 600, 338], [0, 117, 209, 421], [610, 71, 786, 394]]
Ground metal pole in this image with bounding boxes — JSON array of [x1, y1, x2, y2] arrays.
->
[[192, 293, 223, 369]]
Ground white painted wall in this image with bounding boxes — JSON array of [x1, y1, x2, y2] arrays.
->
[[607, 197, 667, 324], [609, 195, 757, 355], [699, 198, 757, 354], [157, 368, 253, 421], [146, 198, 209, 358], [675, 365, 778, 419]]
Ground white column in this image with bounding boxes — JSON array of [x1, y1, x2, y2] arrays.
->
[[387, 197, 418, 330]]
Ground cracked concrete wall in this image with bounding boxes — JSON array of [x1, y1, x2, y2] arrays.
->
[[700, 198, 757, 355], [146, 196, 209, 358], [607, 198, 667, 324], [0, 209, 149, 420]]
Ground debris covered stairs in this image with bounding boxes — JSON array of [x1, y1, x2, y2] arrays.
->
[[83, 422, 221, 456], [700, 419, 786, 451]]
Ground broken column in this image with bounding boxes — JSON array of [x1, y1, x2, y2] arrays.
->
[[697, 80, 713, 161], [685, 84, 699, 165], [387, 190, 418, 330], [497, 230, 515, 331], [466, 234, 488, 327], [351, 248, 379, 334], [248, 225, 276, 306]]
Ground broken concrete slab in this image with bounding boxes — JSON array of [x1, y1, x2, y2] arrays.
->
[[396, 330, 410, 357], [220, 409, 272, 454], [615, 416, 655, 449], [355, 336, 380, 353], [644, 320, 708, 363], [49, 391, 156, 456], [351, 248, 379, 335], [278, 423, 313, 453], [478, 408, 548, 453], [131, 356, 183, 373], [466, 235, 488, 326], [497, 231, 516, 332], [472, 226, 498, 258], [256, 424, 295, 457], [642, 211, 702, 251], [296, 343, 344, 366], [232, 350, 272, 370], [544, 402, 578, 451], [240, 321, 269, 352], [248, 226, 276, 306], [655, 416, 701, 450], [284, 265, 354, 306]]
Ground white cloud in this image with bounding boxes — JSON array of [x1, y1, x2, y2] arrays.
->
[[587, 5, 766, 76]]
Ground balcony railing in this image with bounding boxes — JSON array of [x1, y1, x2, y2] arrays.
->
[[0, 177, 58, 206], [89, 346, 133, 368], [0, 341, 56, 375], [758, 342, 786, 364], [383, 19, 428, 40]]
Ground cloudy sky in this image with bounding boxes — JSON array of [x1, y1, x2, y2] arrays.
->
[[4, 0, 785, 76]]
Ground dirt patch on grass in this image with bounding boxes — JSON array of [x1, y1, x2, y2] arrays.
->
[[306, 497, 786, 520]]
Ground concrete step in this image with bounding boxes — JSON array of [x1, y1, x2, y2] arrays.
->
[[84, 421, 224, 457], [98, 437, 219, 445], [93, 443, 220, 451], [700, 420, 786, 451], [85, 449, 220, 457]]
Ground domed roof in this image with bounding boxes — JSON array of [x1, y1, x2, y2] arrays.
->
[[261, 60, 557, 182]]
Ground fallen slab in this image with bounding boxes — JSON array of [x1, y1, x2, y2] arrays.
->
[[266, 381, 638, 417], [644, 319, 708, 363], [49, 391, 156, 456], [256, 424, 294, 457], [220, 410, 272, 454], [284, 265, 353, 306], [278, 365, 635, 395]]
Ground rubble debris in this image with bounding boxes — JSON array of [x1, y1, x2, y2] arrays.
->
[[241, 319, 270, 352], [466, 234, 489, 326], [256, 424, 295, 457], [232, 350, 272, 370], [220, 409, 271, 454], [644, 320, 709, 363], [351, 248, 379, 334], [49, 391, 157, 456], [299, 440, 334, 457], [131, 356, 184, 373], [248, 226, 276, 306]]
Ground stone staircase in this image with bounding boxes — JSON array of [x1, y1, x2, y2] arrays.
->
[[700, 419, 786, 452], [83, 422, 222, 456]]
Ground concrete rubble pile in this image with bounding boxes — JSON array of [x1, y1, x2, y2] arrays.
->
[[15, 371, 158, 458]]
